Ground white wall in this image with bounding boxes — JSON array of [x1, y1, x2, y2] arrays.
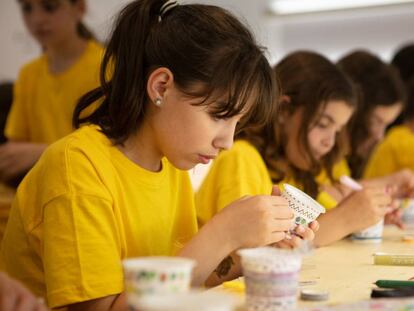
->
[[1, 0, 414, 81], [265, 3, 414, 63]]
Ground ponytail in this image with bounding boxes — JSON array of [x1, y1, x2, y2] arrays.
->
[[74, 0, 277, 145]]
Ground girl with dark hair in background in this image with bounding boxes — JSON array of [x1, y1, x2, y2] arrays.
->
[[338, 51, 405, 179], [197, 51, 386, 250], [338, 50, 414, 204], [1, 1, 297, 310], [0, 0, 102, 185], [365, 49, 414, 186]]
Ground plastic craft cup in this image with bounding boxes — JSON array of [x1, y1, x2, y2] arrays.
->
[[123, 257, 195, 311], [238, 247, 302, 311], [282, 183, 326, 226], [401, 199, 414, 226], [129, 290, 240, 311], [352, 219, 384, 243]]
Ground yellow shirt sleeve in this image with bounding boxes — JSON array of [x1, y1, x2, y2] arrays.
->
[[364, 143, 398, 178], [195, 140, 272, 227], [364, 127, 409, 178], [5, 66, 31, 141], [43, 193, 124, 308]]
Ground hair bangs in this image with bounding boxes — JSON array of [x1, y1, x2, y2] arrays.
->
[[185, 45, 276, 131]]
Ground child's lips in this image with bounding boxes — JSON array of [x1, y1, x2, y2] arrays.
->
[[198, 154, 216, 164]]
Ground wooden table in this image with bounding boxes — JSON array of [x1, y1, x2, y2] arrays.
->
[[218, 226, 414, 309], [299, 226, 413, 307]]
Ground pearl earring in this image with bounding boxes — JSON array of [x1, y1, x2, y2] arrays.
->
[[154, 98, 162, 107]]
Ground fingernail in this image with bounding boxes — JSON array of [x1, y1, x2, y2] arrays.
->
[[297, 225, 305, 233]]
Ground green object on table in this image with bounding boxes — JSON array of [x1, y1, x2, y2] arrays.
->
[[375, 280, 414, 288]]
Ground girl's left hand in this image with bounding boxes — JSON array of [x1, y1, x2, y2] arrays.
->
[[385, 207, 404, 229], [391, 169, 414, 198], [273, 220, 319, 249]]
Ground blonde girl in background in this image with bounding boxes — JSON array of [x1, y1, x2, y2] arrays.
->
[[0, 0, 103, 185], [197, 51, 391, 248], [1, 1, 302, 310]]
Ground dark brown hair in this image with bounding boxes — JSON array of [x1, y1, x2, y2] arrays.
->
[[392, 44, 414, 123], [240, 51, 357, 198], [73, 0, 277, 144], [69, 0, 94, 40], [392, 43, 414, 84], [338, 50, 406, 179]]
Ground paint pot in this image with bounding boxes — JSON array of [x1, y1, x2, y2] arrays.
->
[[130, 290, 239, 311], [238, 247, 302, 311], [352, 219, 384, 244], [123, 257, 195, 310]]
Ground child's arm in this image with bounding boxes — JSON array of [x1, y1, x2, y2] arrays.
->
[[179, 191, 294, 286], [0, 141, 46, 181], [67, 293, 126, 311], [314, 187, 390, 247], [0, 272, 48, 311], [202, 221, 318, 287], [361, 169, 414, 198]]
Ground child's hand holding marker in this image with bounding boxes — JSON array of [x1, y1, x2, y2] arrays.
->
[[340, 176, 391, 230]]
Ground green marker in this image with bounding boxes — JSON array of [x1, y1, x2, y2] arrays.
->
[[375, 280, 414, 288]]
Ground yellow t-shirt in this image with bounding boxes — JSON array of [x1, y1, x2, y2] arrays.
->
[[0, 125, 197, 309], [313, 159, 351, 210], [364, 125, 414, 178], [316, 159, 351, 185], [195, 140, 273, 227], [5, 40, 103, 143]]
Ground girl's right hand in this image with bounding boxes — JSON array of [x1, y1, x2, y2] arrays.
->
[[0, 272, 48, 311], [219, 186, 294, 249], [342, 187, 391, 230]]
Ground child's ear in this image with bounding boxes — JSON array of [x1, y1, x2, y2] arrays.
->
[[147, 67, 174, 103], [277, 95, 291, 123]]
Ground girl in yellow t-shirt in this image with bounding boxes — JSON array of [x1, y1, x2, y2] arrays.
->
[[197, 51, 393, 248], [0, 0, 103, 184], [338, 51, 405, 180], [337, 51, 414, 223], [364, 53, 414, 178], [1, 1, 306, 310], [336, 51, 414, 197]]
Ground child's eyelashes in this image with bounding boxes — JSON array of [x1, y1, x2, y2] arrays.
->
[[316, 122, 329, 129], [210, 115, 228, 122]]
